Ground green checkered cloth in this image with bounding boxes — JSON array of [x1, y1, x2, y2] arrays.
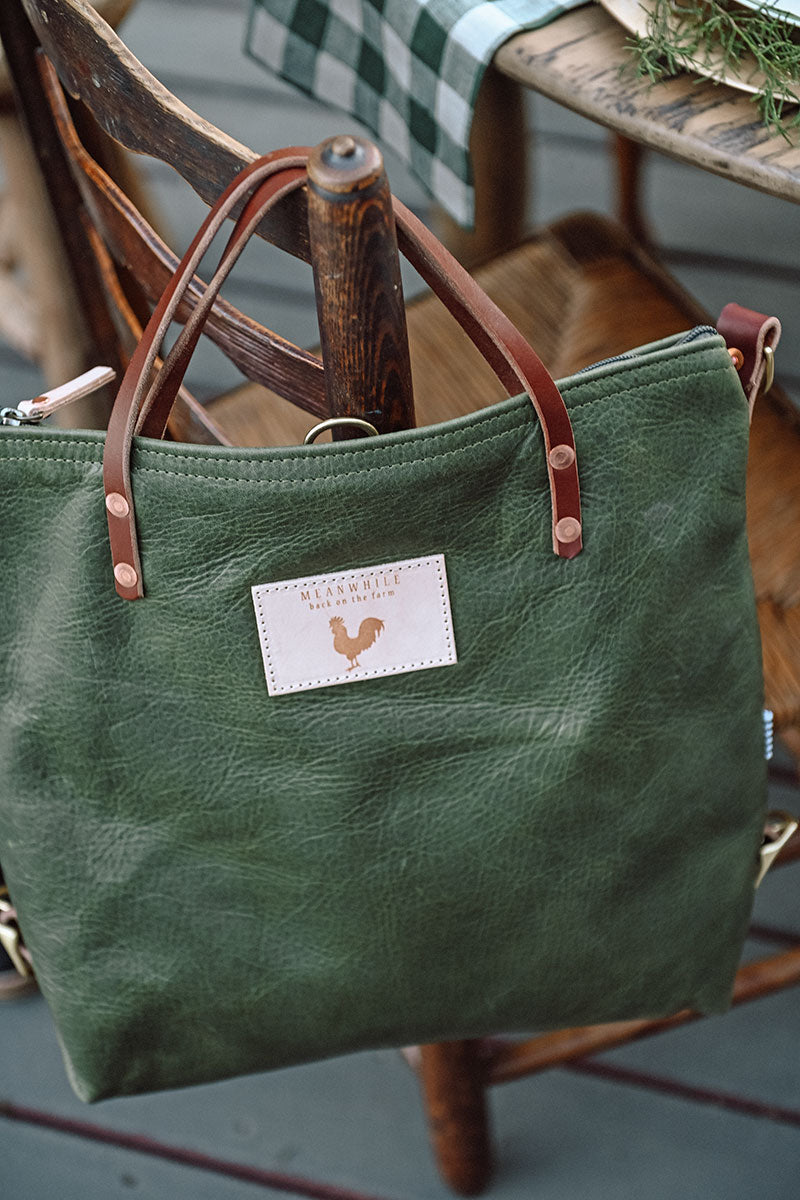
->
[[245, 0, 585, 225]]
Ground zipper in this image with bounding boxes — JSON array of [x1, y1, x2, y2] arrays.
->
[[575, 326, 718, 376]]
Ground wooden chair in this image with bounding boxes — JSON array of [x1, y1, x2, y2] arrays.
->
[[0, 0, 143, 391], [1, 0, 799, 1193]]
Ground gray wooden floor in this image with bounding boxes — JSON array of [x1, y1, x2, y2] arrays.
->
[[2, 0, 800, 1196]]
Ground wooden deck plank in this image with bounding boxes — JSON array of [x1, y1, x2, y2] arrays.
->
[[2, 978, 800, 1199], [1, 1113, 334, 1200]]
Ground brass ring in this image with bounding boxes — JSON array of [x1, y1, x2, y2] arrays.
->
[[303, 417, 379, 445]]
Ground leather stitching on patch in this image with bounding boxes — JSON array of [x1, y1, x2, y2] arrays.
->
[[252, 555, 457, 696]]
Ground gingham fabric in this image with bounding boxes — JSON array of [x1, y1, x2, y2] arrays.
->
[[245, 0, 585, 225]]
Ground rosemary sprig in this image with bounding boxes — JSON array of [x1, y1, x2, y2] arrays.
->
[[627, 0, 800, 136]]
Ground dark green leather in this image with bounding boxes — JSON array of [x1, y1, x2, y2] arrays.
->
[[0, 329, 766, 1101]]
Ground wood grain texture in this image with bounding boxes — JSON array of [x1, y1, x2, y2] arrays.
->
[[494, 4, 800, 204], [747, 394, 800, 729], [40, 58, 327, 417], [20, 0, 310, 258], [0, 0, 134, 103], [308, 138, 415, 437]]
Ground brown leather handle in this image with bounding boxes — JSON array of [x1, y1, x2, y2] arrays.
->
[[103, 148, 583, 599], [138, 173, 578, 473], [136, 169, 309, 442], [103, 151, 310, 597], [392, 200, 582, 558]]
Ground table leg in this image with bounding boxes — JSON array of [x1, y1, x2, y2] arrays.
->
[[433, 68, 526, 268], [613, 133, 652, 244]]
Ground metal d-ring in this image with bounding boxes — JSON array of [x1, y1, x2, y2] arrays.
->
[[303, 417, 379, 445], [762, 345, 775, 395]]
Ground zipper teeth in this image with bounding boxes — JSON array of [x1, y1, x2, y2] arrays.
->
[[575, 326, 717, 375]]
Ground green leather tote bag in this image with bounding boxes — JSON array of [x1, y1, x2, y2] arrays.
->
[[0, 151, 778, 1102]]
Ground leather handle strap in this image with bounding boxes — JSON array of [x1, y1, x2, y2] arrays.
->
[[136, 172, 310, 443], [103, 150, 583, 599], [392, 200, 581, 559], [142, 186, 583, 559], [139, 180, 584, 558], [103, 151, 311, 598]]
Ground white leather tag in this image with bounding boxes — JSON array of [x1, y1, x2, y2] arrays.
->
[[252, 554, 457, 696]]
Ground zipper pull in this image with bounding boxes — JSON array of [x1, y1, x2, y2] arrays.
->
[[0, 366, 116, 426], [0, 886, 34, 978]]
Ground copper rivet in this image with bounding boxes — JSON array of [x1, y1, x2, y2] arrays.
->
[[555, 517, 582, 544], [728, 347, 744, 370], [549, 444, 575, 470], [105, 491, 130, 518], [330, 135, 357, 158], [114, 562, 138, 589]]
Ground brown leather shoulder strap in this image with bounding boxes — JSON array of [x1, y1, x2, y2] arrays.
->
[[717, 302, 781, 417]]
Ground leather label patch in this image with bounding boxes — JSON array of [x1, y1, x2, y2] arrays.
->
[[252, 554, 457, 696]]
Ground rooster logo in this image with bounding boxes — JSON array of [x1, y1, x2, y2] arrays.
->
[[329, 616, 384, 670]]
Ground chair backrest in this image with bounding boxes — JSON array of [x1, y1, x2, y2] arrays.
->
[[0, 0, 416, 443]]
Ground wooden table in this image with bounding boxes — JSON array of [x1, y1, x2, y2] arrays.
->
[[494, 2, 800, 205]]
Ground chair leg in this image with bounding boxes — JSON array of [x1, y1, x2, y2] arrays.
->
[[418, 1040, 493, 1196]]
